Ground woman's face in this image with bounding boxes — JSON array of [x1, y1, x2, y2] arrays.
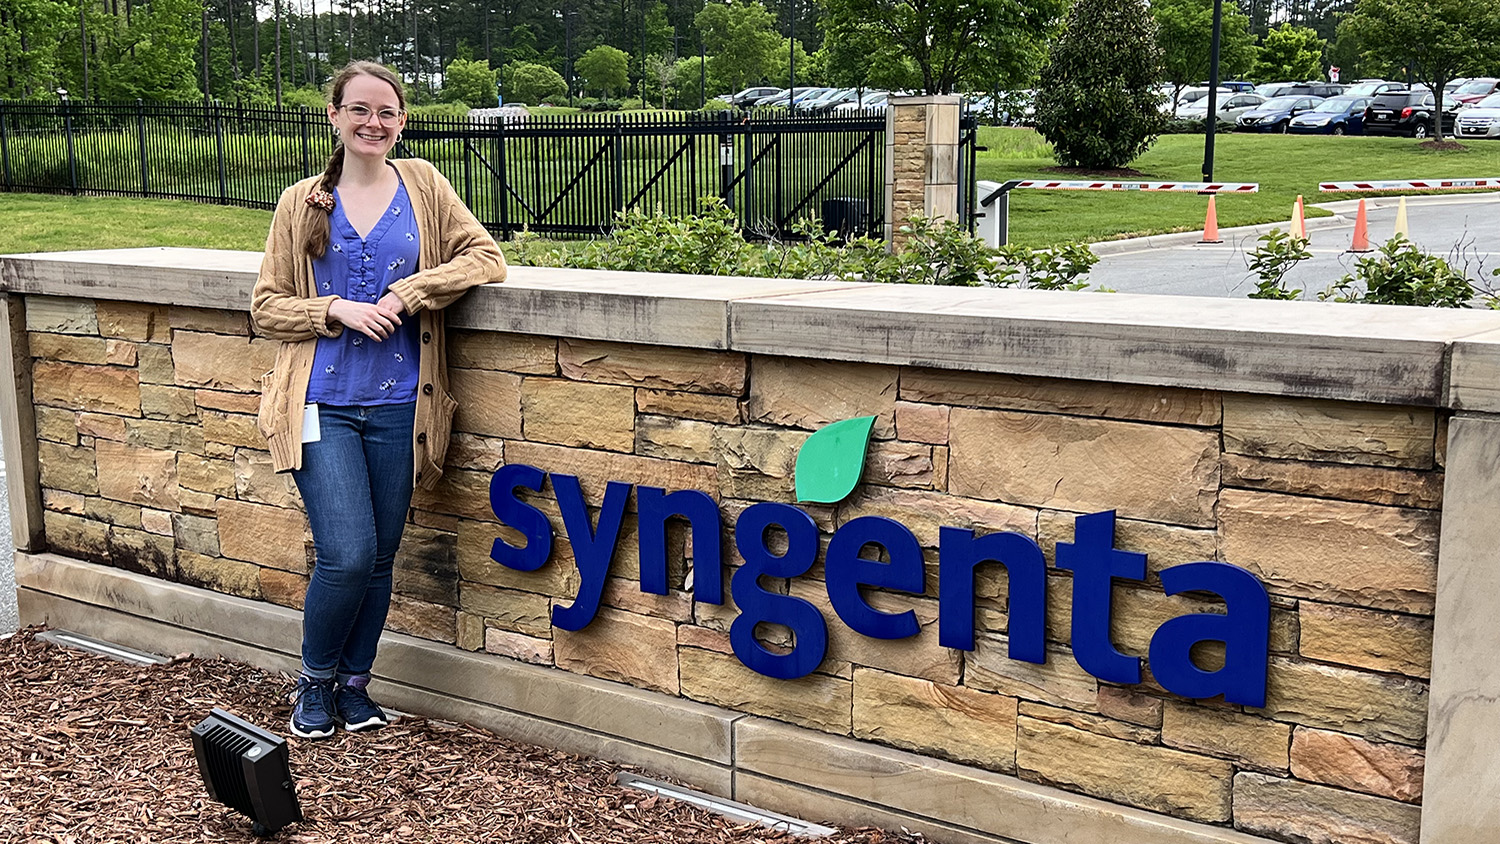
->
[[328, 73, 407, 161]]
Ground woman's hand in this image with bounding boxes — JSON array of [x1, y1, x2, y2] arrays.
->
[[327, 297, 404, 341]]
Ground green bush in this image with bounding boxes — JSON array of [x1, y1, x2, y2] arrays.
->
[[1245, 228, 1312, 300], [1161, 117, 1233, 134], [1034, 0, 1166, 169], [282, 88, 327, 110], [1320, 235, 1486, 307], [406, 102, 472, 118], [503, 61, 567, 107], [577, 98, 622, 112]]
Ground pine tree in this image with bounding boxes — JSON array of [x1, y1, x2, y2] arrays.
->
[[1034, 0, 1166, 170]]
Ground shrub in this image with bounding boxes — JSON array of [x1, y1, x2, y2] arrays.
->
[[1161, 117, 1233, 134], [577, 98, 622, 112], [282, 88, 327, 109], [503, 62, 567, 107], [1034, 0, 1166, 169], [407, 102, 472, 118], [1245, 228, 1312, 300], [1320, 235, 1483, 307]]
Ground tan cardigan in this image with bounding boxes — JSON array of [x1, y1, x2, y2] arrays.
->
[[251, 158, 506, 491]]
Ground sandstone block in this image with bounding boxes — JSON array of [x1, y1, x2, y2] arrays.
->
[[42, 490, 86, 514], [1291, 727, 1424, 803], [176, 551, 261, 599], [35, 406, 79, 444], [458, 582, 553, 637], [1299, 602, 1431, 678], [1016, 717, 1233, 823], [448, 368, 522, 438], [136, 344, 175, 384], [259, 568, 308, 609], [679, 646, 852, 734], [233, 450, 301, 509], [1037, 510, 1217, 576], [95, 440, 179, 510], [1219, 489, 1438, 614], [894, 401, 949, 444], [636, 389, 741, 424], [1096, 685, 1164, 728], [139, 385, 197, 422], [445, 433, 505, 472], [1162, 701, 1291, 772], [560, 339, 746, 394], [385, 596, 457, 644], [105, 340, 137, 366], [900, 368, 1219, 426], [448, 330, 556, 373], [96, 302, 168, 342], [127, 418, 205, 453], [1223, 395, 1434, 469], [172, 512, 220, 556], [853, 668, 1018, 771], [193, 389, 262, 415], [1263, 657, 1427, 744], [1221, 454, 1444, 511], [139, 509, 174, 536], [635, 415, 718, 464], [26, 297, 96, 334], [179, 488, 217, 517], [43, 510, 109, 564], [483, 627, 554, 664], [601, 577, 693, 623], [456, 612, 484, 651], [38, 441, 98, 495], [787, 580, 959, 684], [1016, 701, 1158, 744], [950, 409, 1219, 527], [714, 426, 808, 500], [865, 441, 939, 490], [966, 635, 1099, 712], [411, 467, 498, 522], [676, 625, 732, 653], [553, 606, 679, 694], [33, 361, 141, 415], [216, 499, 309, 573], [178, 454, 236, 497], [747, 357, 897, 438], [203, 411, 264, 449], [84, 497, 142, 527], [522, 377, 635, 452], [455, 518, 580, 598], [836, 485, 1035, 549], [171, 331, 277, 391], [1233, 772, 1420, 844], [106, 526, 174, 577], [76, 413, 127, 441], [169, 306, 249, 335], [29, 332, 109, 364], [393, 526, 458, 606], [506, 441, 718, 501]]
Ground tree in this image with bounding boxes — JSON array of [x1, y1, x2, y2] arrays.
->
[[442, 57, 498, 106], [0, 0, 73, 98], [1154, 0, 1258, 113], [576, 44, 629, 97], [1342, 0, 1500, 126], [644, 53, 674, 108], [1034, 0, 1165, 169], [1252, 24, 1326, 82], [502, 60, 567, 104], [821, 0, 1062, 94], [695, 0, 780, 92]]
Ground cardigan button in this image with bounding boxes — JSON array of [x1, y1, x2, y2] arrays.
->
[[421, 332, 432, 343], [417, 432, 427, 444], [422, 383, 433, 395]]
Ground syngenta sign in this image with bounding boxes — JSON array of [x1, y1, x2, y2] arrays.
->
[[489, 416, 1271, 707]]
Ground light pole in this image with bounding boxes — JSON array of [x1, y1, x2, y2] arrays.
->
[[788, 0, 796, 95], [1201, 0, 1223, 182]]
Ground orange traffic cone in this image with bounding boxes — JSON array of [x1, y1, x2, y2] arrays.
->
[[1348, 198, 1372, 253], [1199, 194, 1222, 244], [1290, 195, 1307, 240]]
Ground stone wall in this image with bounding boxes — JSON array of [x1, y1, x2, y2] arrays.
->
[[24, 291, 1440, 844]]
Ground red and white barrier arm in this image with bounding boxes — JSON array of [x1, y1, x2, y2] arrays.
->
[[1012, 180, 1259, 192], [1319, 178, 1500, 192]]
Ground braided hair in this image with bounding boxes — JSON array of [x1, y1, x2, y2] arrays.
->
[[304, 61, 407, 259]]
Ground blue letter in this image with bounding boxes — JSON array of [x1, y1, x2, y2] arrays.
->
[[1055, 511, 1142, 684], [730, 503, 827, 679], [825, 516, 923, 639], [550, 473, 631, 632], [937, 527, 1046, 664], [637, 486, 723, 603], [1149, 562, 1271, 707], [488, 463, 552, 571]]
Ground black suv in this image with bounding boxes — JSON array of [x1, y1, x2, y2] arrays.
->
[[1364, 89, 1448, 138]]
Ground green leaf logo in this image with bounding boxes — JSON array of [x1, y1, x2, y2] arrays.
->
[[794, 416, 876, 504]]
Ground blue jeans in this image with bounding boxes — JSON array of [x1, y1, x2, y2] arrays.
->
[[292, 402, 416, 681]]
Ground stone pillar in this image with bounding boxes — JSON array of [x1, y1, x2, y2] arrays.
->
[[884, 95, 962, 248]]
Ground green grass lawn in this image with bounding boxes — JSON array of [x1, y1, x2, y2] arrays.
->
[[976, 128, 1500, 246], [0, 193, 273, 253]]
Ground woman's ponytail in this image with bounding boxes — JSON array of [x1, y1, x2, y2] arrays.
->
[[303, 144, 346, 259]]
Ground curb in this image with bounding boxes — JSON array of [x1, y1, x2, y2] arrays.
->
[[1089, 214, 1350, 257]]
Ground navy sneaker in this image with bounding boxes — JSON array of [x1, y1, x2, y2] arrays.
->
[[335, 675, 390, 732], [289, 675, 337, 739]]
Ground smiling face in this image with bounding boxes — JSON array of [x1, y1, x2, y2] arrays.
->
[[327, 72, 407, 161]]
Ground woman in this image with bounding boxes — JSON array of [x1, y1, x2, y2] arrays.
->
[[252, 61, 506, 739]]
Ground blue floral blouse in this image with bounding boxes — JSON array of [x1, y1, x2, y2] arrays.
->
[[305, 179, 422, 406]]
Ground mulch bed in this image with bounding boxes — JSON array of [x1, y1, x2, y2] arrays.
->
[[0, 628, 919, 844]]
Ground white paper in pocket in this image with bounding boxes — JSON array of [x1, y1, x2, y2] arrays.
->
[[301, 403, 321, 444]]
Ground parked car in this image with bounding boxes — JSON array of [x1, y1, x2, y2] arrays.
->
[[1199, 80, 1255, 93], [729, 87, 781, 107], [1236, 95, 1323, 132], [1449, 78, 1500, 108], [1454, 92, 1500, 139], [1445, 78, 1473, 93], [834, 90, 890, 112], [1364, 88, 1448, 137], [1343, 80, 1403, 98], [751, 88, 811, 108], [1253, 81, 1345, 99], [1178, 92, 1266, 124], [807, 88, 859, 113], [1174, 86, 1233, 113], [790, 87, 837, 109], [1287, 96, 1371, 134]]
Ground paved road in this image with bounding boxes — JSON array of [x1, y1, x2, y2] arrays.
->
[[1087, 193, 1500, 299]]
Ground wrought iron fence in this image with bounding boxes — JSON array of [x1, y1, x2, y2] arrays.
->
[[0, 100, 893, 240]]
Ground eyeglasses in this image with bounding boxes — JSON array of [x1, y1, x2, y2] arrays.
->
[[338, 104, 405, 125]]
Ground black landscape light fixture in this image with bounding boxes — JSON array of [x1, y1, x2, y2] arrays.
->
[[191, 708, 303, 837]]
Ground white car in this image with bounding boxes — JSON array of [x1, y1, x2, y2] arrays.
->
[[1170, 86, 1233, 115], [1178, 93, 1267, 124], [1454, 92, 1500, 139]]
